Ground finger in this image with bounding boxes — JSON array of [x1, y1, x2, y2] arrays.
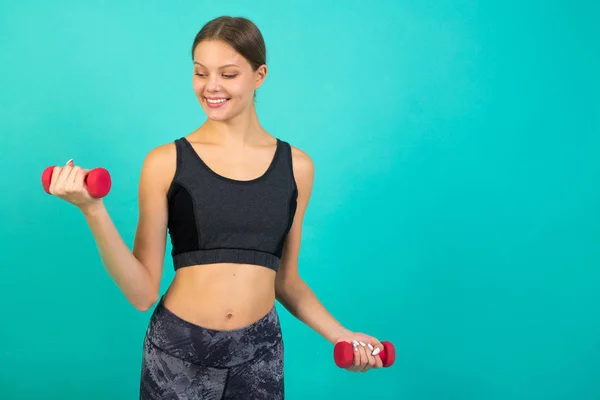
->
[[49, 166, 63, 194], [363, 342, 377, 371], [368, 340, 384, 368], [65, 159, 76, 179], [61, 159, 75, 186], [371, 344, 383, 368], [373, 348, 383, 368], [74, 167, 87, 187], [74, 167, 91, 198], [62, 159, 75, 181], [56, 165, 73, 191], [358, 340, 375, 372], [356, 341, 370, 372], [69, 166, 84, 192]]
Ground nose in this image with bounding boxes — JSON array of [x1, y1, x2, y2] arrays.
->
[[206, 75, 221, 92]]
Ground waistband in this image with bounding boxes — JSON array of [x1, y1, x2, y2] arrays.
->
[[145, 295, 282, 368], [173, 248, 281, 272]]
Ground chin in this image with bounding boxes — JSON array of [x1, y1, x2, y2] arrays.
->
[[206, 115, 231, 122], [203, 106, 246, 122]]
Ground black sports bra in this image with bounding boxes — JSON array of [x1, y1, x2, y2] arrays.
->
[[166, 137, 298, 272]]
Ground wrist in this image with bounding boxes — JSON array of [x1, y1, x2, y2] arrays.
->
[[80, 201, 105, 218], [329, 326, 353, 344]]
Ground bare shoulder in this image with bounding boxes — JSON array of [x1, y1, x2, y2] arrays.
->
[[140, 141, 177, 194], [289, 144, 315, 198], [290, 144, 313, 166]]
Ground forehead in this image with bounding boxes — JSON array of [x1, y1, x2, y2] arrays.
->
[[193, 40, 246, 68]]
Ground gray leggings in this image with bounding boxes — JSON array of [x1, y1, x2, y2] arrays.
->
[[139, 296, 284, 399]]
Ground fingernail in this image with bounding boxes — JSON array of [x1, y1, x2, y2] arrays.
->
[[368, 344, 374, 351], [352, 340, 359, 346], [359, 341, 366, 347], [372, 348, 381, 356], [353, 344, 358, 352], [66, 159, 73, 165]]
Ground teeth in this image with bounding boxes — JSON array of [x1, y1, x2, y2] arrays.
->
[[206, 98, 228, 104]]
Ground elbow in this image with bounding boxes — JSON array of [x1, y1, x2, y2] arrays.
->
[[135, 300, 156, 313], [135, 303, 153, 313], [275, 274, 303, 298], [134, 292, 159, 313]]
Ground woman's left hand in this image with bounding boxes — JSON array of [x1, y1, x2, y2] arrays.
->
[[335, 332, 384, 372]]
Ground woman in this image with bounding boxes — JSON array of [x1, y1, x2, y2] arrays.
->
[[48, 16, 386, 399]]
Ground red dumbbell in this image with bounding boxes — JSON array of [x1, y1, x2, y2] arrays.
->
[[334, 340, 396, 368], [42, 166, 112, 198]]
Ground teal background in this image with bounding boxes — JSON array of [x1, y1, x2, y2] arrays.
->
[[1, 0, 599, 399]]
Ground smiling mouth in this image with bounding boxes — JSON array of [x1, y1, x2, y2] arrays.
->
[[205, 97, 230, 108]]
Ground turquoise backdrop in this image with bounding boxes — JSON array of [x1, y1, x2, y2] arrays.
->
[[1, 0, 599, 399]]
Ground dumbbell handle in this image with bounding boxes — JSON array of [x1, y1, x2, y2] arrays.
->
[[333, 340, 396, 368], [41, 166, 112, 198]]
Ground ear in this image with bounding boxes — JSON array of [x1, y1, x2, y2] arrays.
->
[[254, 64, 268, 89]]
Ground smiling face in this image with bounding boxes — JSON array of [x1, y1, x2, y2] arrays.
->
[[192, 40, 267, 121]]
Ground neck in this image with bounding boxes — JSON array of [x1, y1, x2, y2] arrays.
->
[[200, 102, 267, 147]]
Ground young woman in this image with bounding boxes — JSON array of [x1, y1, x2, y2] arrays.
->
[[48, 16, 386, 399]]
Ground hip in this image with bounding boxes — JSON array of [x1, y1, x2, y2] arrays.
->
[[144, 294, 282, 368]]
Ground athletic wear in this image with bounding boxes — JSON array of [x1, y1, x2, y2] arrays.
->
[[140, 296, 284, 399], [166, 137, 298, 272], [139, 137, 292, 398]]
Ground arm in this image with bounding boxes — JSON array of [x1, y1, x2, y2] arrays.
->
[[80, 144, 174, 311], [275, 147, 386, 373], [275, 147, 351, 344]]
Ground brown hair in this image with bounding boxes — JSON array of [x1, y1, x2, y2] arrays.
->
[[191, 16, 267, 100]]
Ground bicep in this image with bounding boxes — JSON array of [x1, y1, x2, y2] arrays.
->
[[132, 144, 175, 292]]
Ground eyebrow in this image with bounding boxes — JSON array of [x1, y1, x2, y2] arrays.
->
[[194, 62, 240, 68]]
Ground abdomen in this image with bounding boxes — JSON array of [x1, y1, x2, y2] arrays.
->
[[162, 263, 277, 330]]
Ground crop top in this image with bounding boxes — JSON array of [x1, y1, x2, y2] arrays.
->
[[165, 136, 298, 272]]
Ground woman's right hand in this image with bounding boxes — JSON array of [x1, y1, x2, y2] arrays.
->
[[49, 159, 104, 213]]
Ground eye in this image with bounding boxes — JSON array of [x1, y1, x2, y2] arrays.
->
[[194, 73, 237, 79]]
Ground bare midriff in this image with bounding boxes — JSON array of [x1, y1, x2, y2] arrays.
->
[[162, 263, 277, 330]]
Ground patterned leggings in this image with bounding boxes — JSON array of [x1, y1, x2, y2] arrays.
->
[[139, 296, 284, 399]]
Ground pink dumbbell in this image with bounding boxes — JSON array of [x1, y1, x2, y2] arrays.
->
[[41, 166, 111, 198], [334, 340, 396, 368]]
